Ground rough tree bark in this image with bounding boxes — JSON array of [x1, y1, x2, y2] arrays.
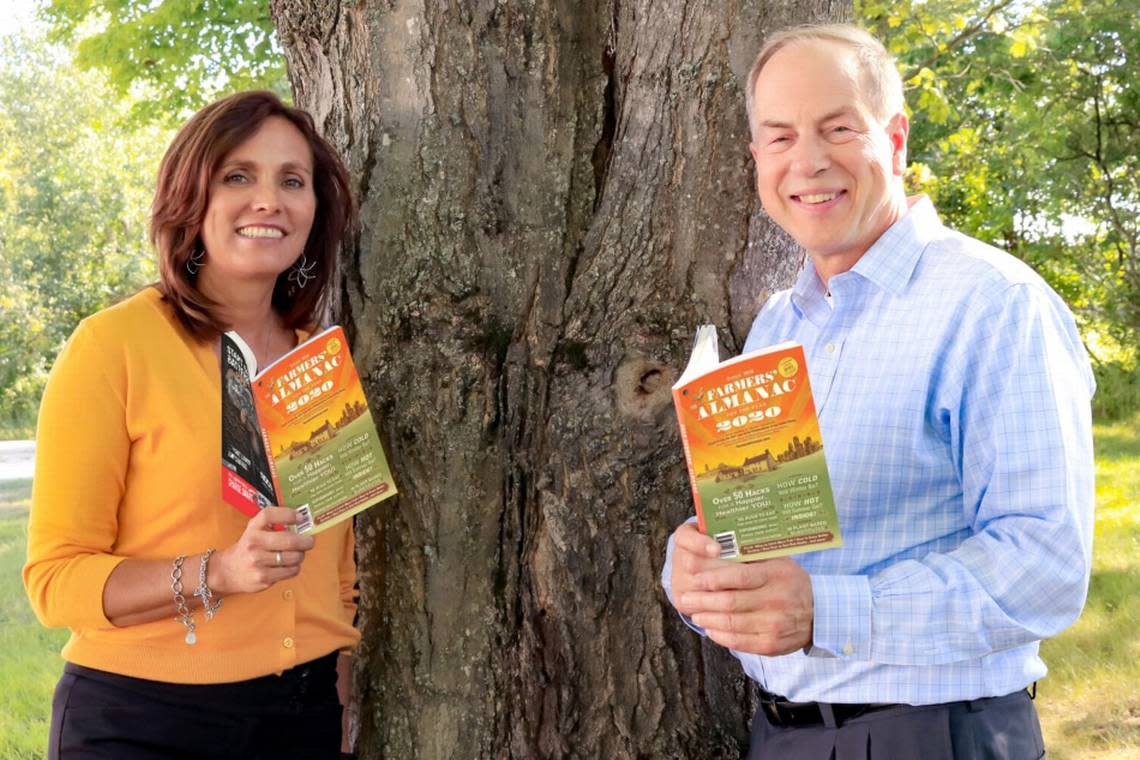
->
[[270, 1, 849, 757]]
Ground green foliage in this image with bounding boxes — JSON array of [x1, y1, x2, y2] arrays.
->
[[41, 0, 287, 123], [860, 0, 1140, 378], [1088, 334, 1140, 422], [0, 29, 169, 430]]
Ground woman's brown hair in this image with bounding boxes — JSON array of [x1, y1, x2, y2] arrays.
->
[[151, 90, 356, 338]]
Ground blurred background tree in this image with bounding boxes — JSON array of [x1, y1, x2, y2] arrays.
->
[[0, 0, 285, 435], [0, 28, 170, 433], [3, 0, 1137, 432], [41, 0, 286, 122], [860, 0, 1140, 417]]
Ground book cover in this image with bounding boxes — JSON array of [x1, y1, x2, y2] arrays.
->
[[221, 326, 397, 533], [672, 325, 841, 561], [221, 335, 277, 516]]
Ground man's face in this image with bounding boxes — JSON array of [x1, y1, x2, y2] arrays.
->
[[749, 41, 908, 274]]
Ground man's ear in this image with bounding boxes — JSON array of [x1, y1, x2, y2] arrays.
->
[[888, 112, 909, 176], [748, 141, 763, 193], [747, 141, 756, 190]]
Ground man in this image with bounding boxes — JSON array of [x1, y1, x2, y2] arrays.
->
[[662, 24, 1094, 759]]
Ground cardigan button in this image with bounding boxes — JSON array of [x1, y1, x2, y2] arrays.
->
[[283, 637, 294, 649]]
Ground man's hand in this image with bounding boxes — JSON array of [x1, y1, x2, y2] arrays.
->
[[670, 522, 814, 656]]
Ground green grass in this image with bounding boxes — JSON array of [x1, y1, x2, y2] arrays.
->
[[0, 478, 33, 515], [1037, 413, 1140, 759], [0, 483, 67, 760], [0, 415, 1137, 758]]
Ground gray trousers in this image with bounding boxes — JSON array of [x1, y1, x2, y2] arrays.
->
[[748, 689, 1045, 760]]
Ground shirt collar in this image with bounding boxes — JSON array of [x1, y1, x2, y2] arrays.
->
[[850, 195, 942, 295], [790, 195, 943, 317]]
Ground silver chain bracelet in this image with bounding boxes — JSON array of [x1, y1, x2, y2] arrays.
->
[[194, 548, 223, 621], [171, 555, 197, 645]]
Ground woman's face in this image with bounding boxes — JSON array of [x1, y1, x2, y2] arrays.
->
[[198, 116, 317, 290]]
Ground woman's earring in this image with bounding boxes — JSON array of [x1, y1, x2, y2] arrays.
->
[[287, 253, 317, 290], [186, 247, 206, 276]]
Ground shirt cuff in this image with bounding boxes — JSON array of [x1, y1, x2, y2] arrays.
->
[[662, 518, 706, 637], [806, 574, 871, 660]]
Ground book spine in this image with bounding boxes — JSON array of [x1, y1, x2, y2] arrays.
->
[[672, 388, 707, 534], [261, 424, 282, 505], [220, 465, 261, 518]]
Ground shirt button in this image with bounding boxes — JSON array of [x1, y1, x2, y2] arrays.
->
[[283, 637, 294, 649], [842, 642, 854, 656], [826, 342, 836, 354], [282, 589, 294, 600]]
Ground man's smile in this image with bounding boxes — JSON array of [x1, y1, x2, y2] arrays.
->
[[790, 189, 845, 204]]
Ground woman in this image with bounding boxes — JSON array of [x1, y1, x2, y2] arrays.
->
[[24, 91, 360, 759]]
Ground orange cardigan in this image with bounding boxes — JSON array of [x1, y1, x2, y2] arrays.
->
[[24, 287, 360, 683]]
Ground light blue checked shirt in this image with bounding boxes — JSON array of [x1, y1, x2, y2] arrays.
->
[[663, 197, 1095, 705]]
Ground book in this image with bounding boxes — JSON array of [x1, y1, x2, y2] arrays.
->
[[221, 325, 397, 533], [671, 325, 841, 561]]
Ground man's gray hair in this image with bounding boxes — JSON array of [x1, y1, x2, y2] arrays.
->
[[745, 24, 905, 132]]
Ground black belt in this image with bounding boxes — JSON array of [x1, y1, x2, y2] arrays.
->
[[759, 688, 900, 728]]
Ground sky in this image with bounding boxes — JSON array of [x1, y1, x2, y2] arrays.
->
[[3, 0, 47, 47], [7, 0, 42, 28]]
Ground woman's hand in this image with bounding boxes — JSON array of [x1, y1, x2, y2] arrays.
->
[[209, 507, 316, 596]]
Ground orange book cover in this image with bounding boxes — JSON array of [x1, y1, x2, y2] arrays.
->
[[221, 326, 397, 533], [672, 326, 841, 561]]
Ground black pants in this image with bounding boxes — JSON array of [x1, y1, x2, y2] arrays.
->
[[749, 689, 1045, 760], [48, 653, 342, 760]]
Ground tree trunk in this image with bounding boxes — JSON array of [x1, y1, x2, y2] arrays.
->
[[270, 1, 849, 757]]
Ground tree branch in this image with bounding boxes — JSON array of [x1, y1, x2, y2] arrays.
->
[[902, 0, 1020, 81]]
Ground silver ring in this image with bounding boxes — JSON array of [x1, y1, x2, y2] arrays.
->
[[275, 551, 283, 567]]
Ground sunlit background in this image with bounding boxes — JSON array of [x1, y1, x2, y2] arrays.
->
[[0, 1, 1136, 758]]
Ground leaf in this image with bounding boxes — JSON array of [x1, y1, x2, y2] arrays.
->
[[863, 0, 1140, 346], [41, 0, 286, 126]]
